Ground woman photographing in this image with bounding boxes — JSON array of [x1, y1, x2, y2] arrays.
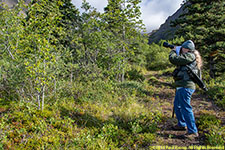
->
[[169, 40, 203, 139]]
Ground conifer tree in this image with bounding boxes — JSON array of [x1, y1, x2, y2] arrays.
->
[[172, 0, 225, 78], [56, 0, 81, 83]]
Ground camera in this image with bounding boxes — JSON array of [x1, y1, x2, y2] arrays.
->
[[163, 42, 175, 49]]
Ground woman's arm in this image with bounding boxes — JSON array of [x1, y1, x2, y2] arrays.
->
[[169, 50, 196, 66]]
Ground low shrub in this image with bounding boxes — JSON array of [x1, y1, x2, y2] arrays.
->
[[205, 126, 225, 146], [196, 112, 224, 146], [0, 102, 77, 149], [205, 75, 225, 109], [207, 86, 225, 109], [0, 77, 163, 149], [128, 113, 161, 134], [146, 43, 171, 70], [125, 68, 145, 82], [197, 114, 221, 131]]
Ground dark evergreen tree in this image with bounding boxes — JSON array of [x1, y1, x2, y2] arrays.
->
[[172, 0, 225, 78], [58, 0, 80, 48]]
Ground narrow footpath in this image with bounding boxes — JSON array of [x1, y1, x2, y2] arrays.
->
[[145, 71, 225, 147]]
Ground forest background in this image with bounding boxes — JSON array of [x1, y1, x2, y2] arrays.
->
[[0, 0, 224, 149]]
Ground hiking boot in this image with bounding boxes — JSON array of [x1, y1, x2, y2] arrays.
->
[[172, 125, 187, 131], [184, 132, 199, 140]]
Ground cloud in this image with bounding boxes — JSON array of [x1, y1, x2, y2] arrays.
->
[[71, 0, 183, 32], [72, 0, 107, 12], [140, 0, 183, 32]]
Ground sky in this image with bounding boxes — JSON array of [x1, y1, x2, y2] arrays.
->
[[72, 0, 183, 33]]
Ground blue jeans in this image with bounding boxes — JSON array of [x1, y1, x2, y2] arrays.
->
[[174, 87, 198, 134]]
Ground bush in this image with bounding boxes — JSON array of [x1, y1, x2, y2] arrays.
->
[[128, 113, 161, 134], [0, 77, 163, 149], [196, 112, 224, 146], [197, 114, 221, 131], [207, 78, 225, 109], [146, 43, 171, 70], [0, 102, 76, 149], [205, 126, 225, 146], [125, 68, 145, 82]]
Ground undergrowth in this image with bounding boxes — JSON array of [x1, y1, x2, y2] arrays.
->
[[204, 72, 225, 109], [197, 110, 225, 146], [1, 67, 224, 148], [0, 79, 162, 149]]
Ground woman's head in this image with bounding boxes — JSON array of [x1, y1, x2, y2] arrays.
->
[[181, 40, 203, 69], [181, 40, 195, 51], [180, 40, 195, 54]]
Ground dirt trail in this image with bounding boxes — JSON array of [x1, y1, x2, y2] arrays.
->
[[146, 71, 225, 146]]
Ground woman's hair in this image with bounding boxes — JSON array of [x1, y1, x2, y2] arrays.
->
[[193, 50, 203, 70]]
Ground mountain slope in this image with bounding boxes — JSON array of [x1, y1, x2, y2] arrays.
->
[[148, 4, 185, 44]]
